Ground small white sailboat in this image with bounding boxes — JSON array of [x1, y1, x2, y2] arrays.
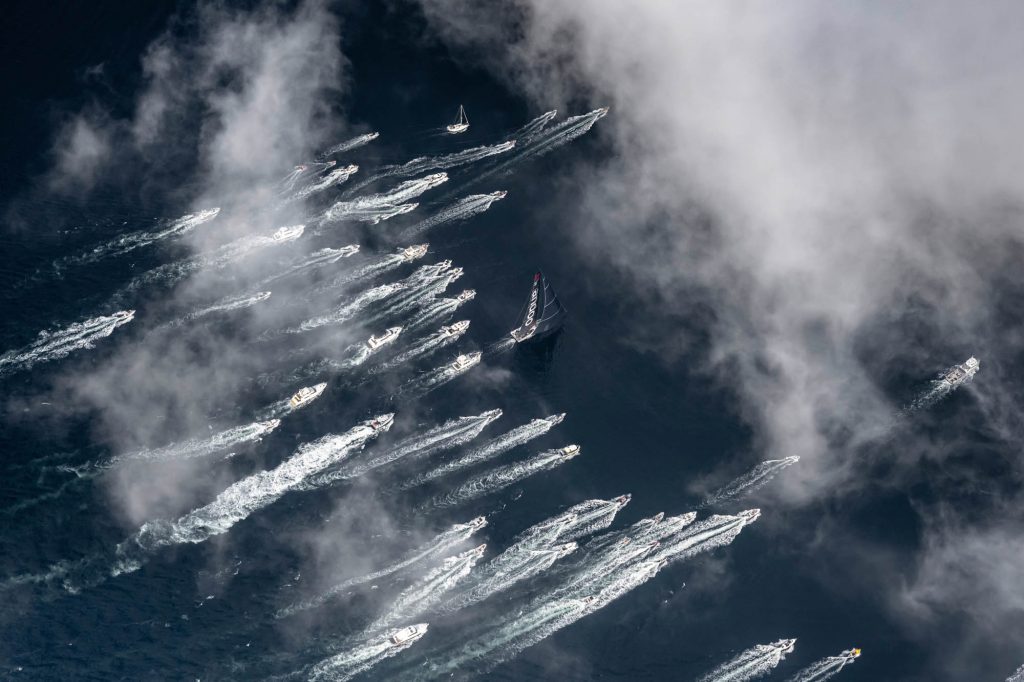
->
[[446, 105, 470, 134]]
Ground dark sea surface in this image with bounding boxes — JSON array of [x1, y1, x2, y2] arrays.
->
[[0, 3, 1007, 681]]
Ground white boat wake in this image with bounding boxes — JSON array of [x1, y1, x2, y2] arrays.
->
[[373, 321, 470, 373], [1006, 663, 1024, 682], [347, 141, 514, 194], [317, 131, 379, 160], [698, 639, 796, 682], [276, 517, 488, 619], [787, 650, 860, 682], [322, 173, 448, 224], [513, 109, 558, 145], [402, 413, 564, 488], [119, 415, 392, 563], [400, 191, 506, 238], [255, 244, 359, 289], [650, 510, 761, 567], [401, 293, 474, 334], [701, 456, 800, 508], [283, 164, 358, 203], [428, 446, 580, 509], [291, 281, 407, 333], [367, 544, 486, 632], [307, 623, 426, 682], [160, 291, 271, 329], [0, 311, 135, 375], [55, 208, 220, 267], [300, 408, 501, 489]]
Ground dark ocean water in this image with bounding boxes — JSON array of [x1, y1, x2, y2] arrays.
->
[[0, 3, 1008, 681]]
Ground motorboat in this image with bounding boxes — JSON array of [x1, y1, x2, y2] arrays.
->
[[256, 419, 281, 436], [612, 494, 632, 507], [399, 244, 429, 261], [446, 266, 464, 281], [466, 516, 487, 531], [388, 623, 428, 646], [112, 310, 135, 323], [446, 105, 469, 134], [841, 648, 862, 661], [367, 327, 402, 351], [650, 512, 666, 524], [557, 444, 581, 458], [942, 356, 980, 386], [774, 639, 797, 655], [489, 190, 508, 199], [369, 413, 395, 432], [450, 352, 481, 372], [435, 259, 453, 271], [550, 542, 577, 559], [456, 289, 476, 303], [738, 508, 762, 524], [289, 382, 327, 409], [272, 224, 305, 242], [544, 413, 566, 426], [440, 320, 470, 337]]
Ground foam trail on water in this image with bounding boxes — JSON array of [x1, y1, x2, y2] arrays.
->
[[650, 510, 760, 566], [347, 142, 515, 194], [373, 321, 470, 373], [698, 639, 796, 682], [291, 281, 406, 333], [65, 419, 281, 479], [554, 496, 632, 542], [401, 293, 474, 334], [428, 447, 579, 509], [114, 225, 304, 301], [400, 191, 506, 238], [484, 336, 516, 355], [281, 162, 335, 192], [255, 244, 359, 289], [586, 512, 698, 553], [283, 164, 358, 203], [403, 413, 565, 489], [161, 291, 271, 329], [118, 416, 391, 563], [513, 109, 558, 144], [701, 456, 800, 507], [1006, 663, 1024, 682], [787, 651, 859, 682], [367, 544, 485, 632], [300, 408, 500, 489], [471, 108, 607, 186], [311, 253, 406, 295], [322, 173, 448, 224], [317, 131, 379, 160], [0, 311, 135, 375], [442, 541, 576, 613], [419, 558, 663, 679], [307, 624, 426, 682], [277, 517, 488, 618], [399, 351, 481, 398], [56, 208, 220, 267]]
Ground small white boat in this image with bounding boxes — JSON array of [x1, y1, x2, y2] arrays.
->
[[466, 516, 487, 531], [421, 172, 448, 188], [774, 639, 797, 655], [272, 225, 305, 242], [112, 310, 135, 323], [544, 413, 566, 426], [456, 289, 476, 303], [367, 327, 402, 351], [399, 244, 429, 261], [289, 382, 327, 409], [388, 623, 428, 646], [446, 105, 469, 134], [446, 267, 465, 282], [551, 542, 577, 559], [612, 494, 631, 507], [341, 163, 359, 174], [489, 190, 508, 199], [460, 543, 486, 560], [557, 444, 581, 459], [440, 320, 470, 337], [739, 508, 762, 524], [369, 413, 395, 432], [450, 351, 481, 371]]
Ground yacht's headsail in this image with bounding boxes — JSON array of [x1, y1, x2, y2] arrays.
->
[[510, 271, 566, 343]]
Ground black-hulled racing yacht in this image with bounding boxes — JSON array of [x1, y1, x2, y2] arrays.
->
[[509, 271, 566, 343]]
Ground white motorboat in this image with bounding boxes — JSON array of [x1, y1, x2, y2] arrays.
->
[[449, 351, 481, 372], [399, 244, 429, 261], [289, 382, 327, 409], [557, 444, 581, 459], [456, 289, 476, 303], [942, 356, 980, 386], [388, 623, 428, 646], [272, 225, 305, 242], [440, 320, 470, 337], [367, 327, 402, 351], [369, 413, 395, 432]]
